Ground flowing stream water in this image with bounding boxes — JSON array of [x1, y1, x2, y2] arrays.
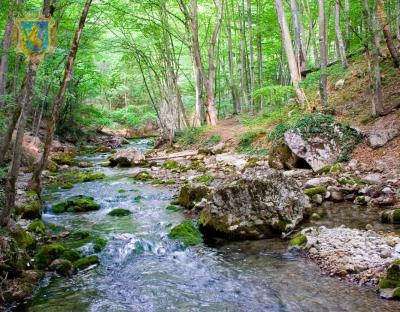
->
[[15, 140, 400, 312]]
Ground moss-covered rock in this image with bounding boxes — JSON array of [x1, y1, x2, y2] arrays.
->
[[289, 233, 308, 247], [51, 153, 76, 166], [74, 255, 99, 270], [47, 170, 105, 191], [133, 171, 153, 181], [16, 194, 42, 220], [378, 260, 400, 299], [34, 243, 79, 270], [108, 208, 132, 217], [12, 229, 36, 250], [49, 259, 74, 276], [52, 196, 100, 214], [93, 238, 107, 252], [338, 176, 365, 187], [162, 160, 179, 170], [174, 184, 210, 209], [46, 160, 59, 173], [133, 195, 142, 203], [166, 204, 183, 212], [70, 230, 90, 240], [27, 220, 46, 236], [193, 175, 214, 185], [168, 221, 202, 246], [354, 196, 367, 206], [318, 163, 342, 174], [381, 209, 400, 224], [304, 186, 327, 198]]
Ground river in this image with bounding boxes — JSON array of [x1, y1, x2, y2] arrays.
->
[[15, 139, 400, 312]]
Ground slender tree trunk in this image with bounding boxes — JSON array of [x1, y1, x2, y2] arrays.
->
[[226, 0, 241, 114], [256, 0, 263, 108], [344, 0, 350, 50], [275, 0, 306, 104], [396, 0, 400, 40], [377, 0, 400, 67], [247, 0, 255, 110], [290, 0, 307, 74], [191, 53, 203, 126], [29, 0, 93, 193], [239, 1, 249, 110], [0, 62, 38, 226], [363, 0, 384, 116], [318, 0, 329, 109], [0, 5, 15, 108], [335, 0, 349, 68]]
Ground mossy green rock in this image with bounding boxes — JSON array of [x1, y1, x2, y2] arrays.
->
[[318, 163, 342, 174], [378, 260, 400, 300], [168, 221, 202, 246], [35, 243, 79, 270], [74, 256, 99, 270], [339, 176, 365, 187], [194, 175, 214, 185], [12, 229, 36, 250], [108, 208, 132, 217], [166, 204, 183, 212], [49, 259, 74, 276], [175, 184, 209, 209], [70, 230, 90, 240], [27, 220, 46, 236], [162, 160, 179, 170], [51, 153, 76, 166], [16, 194, 42, 220], [289, 233, 308, 247], [381, 209, 400, 224], [133, 171, 153, 181], [304, 186, 327, 198], [52, 196, 100, 214], [93, 238, 107, 252]]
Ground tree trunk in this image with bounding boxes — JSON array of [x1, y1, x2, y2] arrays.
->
[[247, 0, 255, 110], [377, 0, 400, 68], [239, 1, 249, 110], [275, 0, 306, 104], [0, 61, 38, 226], [363, 0, 384, 116], [318, 0, 329, 109], [335, 0, 349, 68], [290, 0, 307, 74], [0, 5, 15, 108], [396, 0, 400, 40], [29, 0, 93, 193], [344, 0, 350, 49], [191, 53, 203, 126]]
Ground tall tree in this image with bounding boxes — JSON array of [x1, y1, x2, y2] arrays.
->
[[0, 1, 22, 108], [377, 0, 400, 68], [318, 0, 328, 109], [247, 0, 255, 110], [290, 0, 306, 74], [335, 0, 348, 68], [29, 0, 93, 193], [0, 0, 53, 226], [275, 0, 306, 104], [363, 0, 384, 116]]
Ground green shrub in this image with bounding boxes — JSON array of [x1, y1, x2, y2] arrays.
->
[[205, 134, 221, 146], [236, 130, 268, 156], [175, 127, 207, 146]]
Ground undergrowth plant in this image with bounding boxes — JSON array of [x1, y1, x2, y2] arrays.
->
[[236, 130, 269, 156]]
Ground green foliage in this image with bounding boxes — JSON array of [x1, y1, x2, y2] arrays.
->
[[162, 160, 179, 170], [305, 186, 327, 198], [175, 127, 207, 146], [28, 220, 46, 236], [254, 85, 295, 106], [236, 130, 268, 156], [168, 221, 203, 246], [205, 134, 221, 146], [300, 63, 348, 89]]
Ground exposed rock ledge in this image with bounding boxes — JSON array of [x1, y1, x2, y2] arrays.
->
[[298, 226, 400, 285]]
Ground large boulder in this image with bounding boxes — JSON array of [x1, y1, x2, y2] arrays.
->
[[109, 147, 145, 167], [199, 168, 310, 239], [367, 128, 399, 149], [269, 114, 361, 172]]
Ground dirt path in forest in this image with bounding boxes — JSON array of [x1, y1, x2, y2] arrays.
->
[[206, 117, 244, 144]]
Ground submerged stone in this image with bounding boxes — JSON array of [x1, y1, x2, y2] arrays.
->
[[381, 209, 400, 224], [108, 208, 132, 217], [93, 238, 107, 252], [168, 221, 203, 246]]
